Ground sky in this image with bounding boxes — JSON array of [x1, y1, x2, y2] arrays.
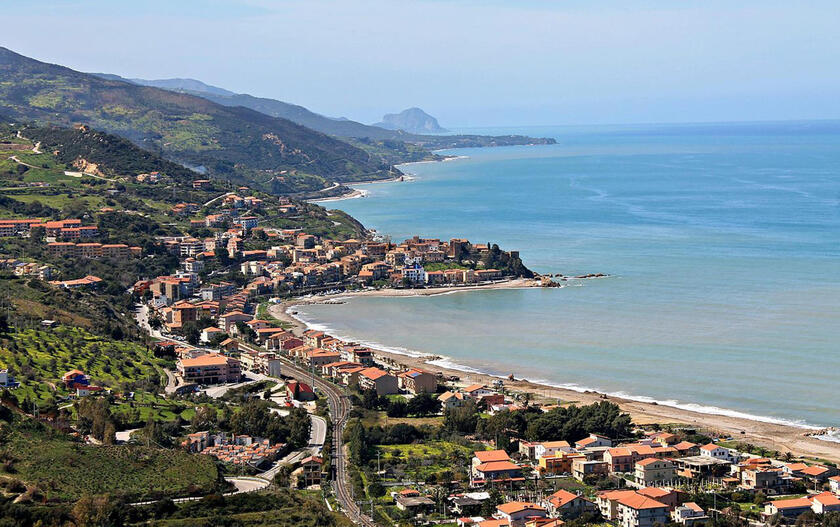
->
[[3, 0, 840, 127]]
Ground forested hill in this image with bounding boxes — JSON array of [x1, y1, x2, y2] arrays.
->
[[0, 47, 394, 193], [91, 74, 558, 148]]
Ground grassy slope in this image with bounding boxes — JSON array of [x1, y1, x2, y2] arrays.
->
[[0, 415, 220, 502]]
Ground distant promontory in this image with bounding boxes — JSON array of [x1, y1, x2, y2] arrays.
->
[[374, 107, 448, 134]]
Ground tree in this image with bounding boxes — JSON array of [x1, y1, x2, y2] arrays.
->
[[181, 321, 201, 345], [347, 420, 370, 465], [407, 392, 439, 416], [190, 406, 218, 432], [286, 407, 312, 449], [480, 487, 503, 516], [444, 400, 479, 435], [103, 421, 116, 445], [72, 494, 125, 527]]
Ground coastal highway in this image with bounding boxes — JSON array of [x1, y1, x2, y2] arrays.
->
[[238, 343, 376, 527]]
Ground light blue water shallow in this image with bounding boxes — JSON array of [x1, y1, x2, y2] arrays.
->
[[307, 121, 840, 429]]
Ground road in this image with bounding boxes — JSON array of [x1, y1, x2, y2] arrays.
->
[[130, 476, 270, 506], [260, 414, 327, 481], [238, 343, 375, 526], [203, 191, 236, 207]]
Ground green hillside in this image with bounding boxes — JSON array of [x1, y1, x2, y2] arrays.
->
[[0, 47, 394, 193], [91, 73, 558, 148], [0, 413, 221, 502]]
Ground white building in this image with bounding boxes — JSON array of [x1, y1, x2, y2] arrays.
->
[[534, 441, 574, 459], [699, 443, 738, 463]]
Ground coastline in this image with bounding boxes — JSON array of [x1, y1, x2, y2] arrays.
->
[[268, 284, 840, 464], [313, 154, 468, 204]]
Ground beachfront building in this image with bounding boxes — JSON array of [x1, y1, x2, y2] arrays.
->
[[699, 443, 739, 463]]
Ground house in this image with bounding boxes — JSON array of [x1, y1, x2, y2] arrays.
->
[[636, 488, 681, 511], [220, 338, 239, 353], [615, 493, 669, 527], [571, 458, 609, 481], [200, 326, 226, 343], [535, 441, 573, 459], [395, 493, 435, 512], [635, 458, 676, 486], [544, 489, 595, 519], [575, 433, 612, 450], [800, 464, 836, 482], [286, 381, 315, 401], [219, 311, 253, 333], [471, 450, 523, 486], [293, 456, 323, 488], [810, 492, 840, 515], [596, 490, 639, 520], [829, 475, 840, 493], [464, 384, 495, 399], [397, 368, 437, 394], [673, 502, 708, 526], [62, 369, 89, 388], [538, 451, 585, 475], [764, 497, 813, 519], [358, 367, 398, 395], [0, 370, 16, 388], [76, 385, 104, 397], [604, 447, 636, 473], [496, 502, 547, 527], [177, 354, 241, 384], [440, 391, 469, 410], [740, 466, 785, 490]]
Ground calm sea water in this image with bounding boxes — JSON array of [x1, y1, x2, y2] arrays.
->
[[306, 121, 840, 429]]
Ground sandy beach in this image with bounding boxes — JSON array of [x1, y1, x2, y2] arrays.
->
[[269, 281, 840, 465]]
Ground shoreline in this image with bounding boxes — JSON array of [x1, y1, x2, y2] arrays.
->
[[268, 284, 840, 464], [314, 154, 468, 204]]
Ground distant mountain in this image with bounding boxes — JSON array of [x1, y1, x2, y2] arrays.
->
[[0, 47, 394, 194], [90, 74, 555, 149], [91, 74, 236, 97], [375, 107, 448, 134]]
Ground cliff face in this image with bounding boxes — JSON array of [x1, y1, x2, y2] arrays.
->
[[375, 107, 448, 134]]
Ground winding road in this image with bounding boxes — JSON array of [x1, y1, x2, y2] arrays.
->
[[238, 342, 375, 526]]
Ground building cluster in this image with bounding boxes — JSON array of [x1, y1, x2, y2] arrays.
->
[[451, 428, 840, 527], [47, 242, 141, 259], [0, 258, 52, 279], [144, 228, 513, 316], [183, 431, 285, 468], [0, 218, 98, 239]]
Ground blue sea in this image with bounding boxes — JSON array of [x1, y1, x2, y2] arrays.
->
[[306, 121, 840, 430]]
